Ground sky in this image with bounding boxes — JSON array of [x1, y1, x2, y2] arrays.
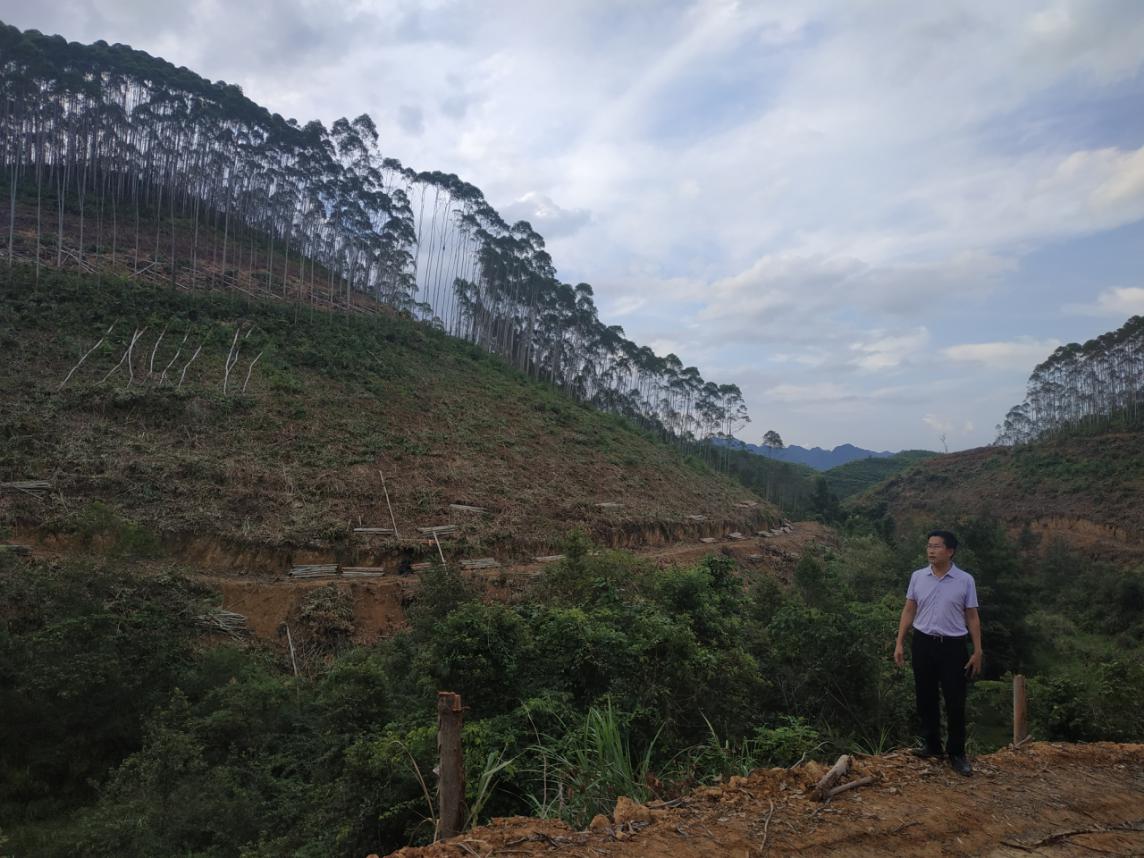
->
[[4, 0, 1144, 451]]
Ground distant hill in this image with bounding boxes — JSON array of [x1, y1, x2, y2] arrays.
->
[[823, 450, 939, 500], [854, 434, 1144, 563], [727, 440, 896, 470]]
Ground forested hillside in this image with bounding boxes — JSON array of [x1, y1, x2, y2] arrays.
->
[[0, 22, 748, 445], [0, 267, 770, 559], [3, 19, 1143, 858], [854, 432, 1144, 563], [824, 450, 938, 501], [995, 313, 1144, 444]]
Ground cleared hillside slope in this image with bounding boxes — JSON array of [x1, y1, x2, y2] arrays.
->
[[854, 435, 1144, 562], [0, 268, 773, 569]]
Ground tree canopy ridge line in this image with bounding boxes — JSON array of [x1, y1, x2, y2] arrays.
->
[[995, 313, 1144, 445], [0, 21, 750, 449]]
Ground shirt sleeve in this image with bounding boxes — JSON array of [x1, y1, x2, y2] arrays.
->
[[906, 571, 917, 602], [964, 575, 979, 609]]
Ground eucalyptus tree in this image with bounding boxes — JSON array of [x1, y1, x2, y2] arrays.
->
[[0, 21, 753, 445], [995, 315, 1144, 444]]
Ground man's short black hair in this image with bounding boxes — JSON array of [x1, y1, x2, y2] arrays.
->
[[927, 529, 958, 552]]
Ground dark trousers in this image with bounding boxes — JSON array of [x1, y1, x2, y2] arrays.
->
[[911, 631, 968, 756]]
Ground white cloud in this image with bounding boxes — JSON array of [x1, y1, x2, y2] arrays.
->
[[1069, 287, 1144, 318], [4, 0, 1143, 451], [765, 382, 854, 404], [850, 329, 930, 371], [604, 296, 647, 318], [943, 337, 1062, 367], [500, 191, 590, 238], [923, 413, 954, 434]]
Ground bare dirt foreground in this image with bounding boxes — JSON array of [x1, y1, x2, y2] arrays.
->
[[385, 743, 1144, 858]]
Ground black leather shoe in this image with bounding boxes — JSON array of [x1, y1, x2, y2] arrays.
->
[[950, 755, 972, 776], [910, 747, 943, 759]]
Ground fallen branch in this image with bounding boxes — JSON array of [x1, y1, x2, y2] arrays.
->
[[124, 324, 145, 387], [147, 324, 169, 379], [59, 323, 115, 390], [222, 325, 242, 394], [460, 558, 500, 569], [288, 564, 338, 578], [241, 350, 263, 394], [811, 755, 850, 801], [0, 480, 52, 492], [158, 330, 190, 386], [826, 775, 875, 799], [197, 609, 248, 638], [101, 327, 146, 383], [760, 799, 775, 854], [177, 342, 203, 390], [1002, 820, 1144, 852], [449, 504, 487, 513]]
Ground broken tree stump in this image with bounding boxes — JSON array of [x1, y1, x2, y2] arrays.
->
[[812, 754, 851, 801], [437, 691, 465, 840]]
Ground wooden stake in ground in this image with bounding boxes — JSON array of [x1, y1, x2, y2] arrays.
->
[[285, 624, 299, 678], [378, 467, 399, 539], [437, 691, 465, 840], [1013, 674, 1028, 746]]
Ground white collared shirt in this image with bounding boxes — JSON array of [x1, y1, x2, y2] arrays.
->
[[906, 563, 979, 636]]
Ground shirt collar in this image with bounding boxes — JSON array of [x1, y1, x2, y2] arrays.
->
[[928, 563, 960, 578]]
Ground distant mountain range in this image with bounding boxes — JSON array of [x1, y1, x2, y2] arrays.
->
[[727, 440, 897, 471]]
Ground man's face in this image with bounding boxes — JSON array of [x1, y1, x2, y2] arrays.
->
[[926, 537, 954, 566]]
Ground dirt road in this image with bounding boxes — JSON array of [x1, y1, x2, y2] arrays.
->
[[386, 742, 1144, 857]]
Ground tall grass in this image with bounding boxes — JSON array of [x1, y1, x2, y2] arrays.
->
[[522, 705, 826, 828], [525, 702, 660, 826]]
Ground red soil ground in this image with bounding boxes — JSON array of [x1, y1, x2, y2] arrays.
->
[[385, 742, 1144, 858]]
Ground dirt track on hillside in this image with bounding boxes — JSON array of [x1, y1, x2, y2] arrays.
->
[[386, 743, 1144, 858], [207, 521, 837, 643]]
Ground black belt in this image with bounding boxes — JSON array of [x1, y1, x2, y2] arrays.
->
[[914, 629, 967, 643]]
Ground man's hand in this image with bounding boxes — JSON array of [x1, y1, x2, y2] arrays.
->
[[965, 650, 983, 678], [893, 641, 905, 667]]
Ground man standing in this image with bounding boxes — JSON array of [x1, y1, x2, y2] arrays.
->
[[893, 530, 983, 776]]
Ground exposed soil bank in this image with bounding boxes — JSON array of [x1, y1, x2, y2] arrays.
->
[[388, 742, 1144, 857]]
